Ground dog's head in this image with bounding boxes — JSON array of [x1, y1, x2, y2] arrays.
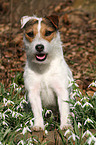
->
[[21, 15, 61, 64]]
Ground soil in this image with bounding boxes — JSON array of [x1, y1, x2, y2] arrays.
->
[[0, 0, 96, 94]]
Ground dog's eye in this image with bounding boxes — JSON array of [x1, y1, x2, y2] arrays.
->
[[45, 30, 54, 36], [27, 31, 34, 37]]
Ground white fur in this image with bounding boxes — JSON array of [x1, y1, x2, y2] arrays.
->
[[23, 16, 73, 130]]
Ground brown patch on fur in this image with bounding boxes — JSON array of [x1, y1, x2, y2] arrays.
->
[[24, 20, 38, 42], [41, 23, 56, 42], [24, 18, 57, 42]]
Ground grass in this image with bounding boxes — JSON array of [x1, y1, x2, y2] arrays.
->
[[0, 74, 96, 145]]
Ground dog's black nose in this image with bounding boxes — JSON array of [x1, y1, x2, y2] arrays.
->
[[35, 44, 44, 52]]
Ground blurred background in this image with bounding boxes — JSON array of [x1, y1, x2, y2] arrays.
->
[[0, 0, 96, 94]]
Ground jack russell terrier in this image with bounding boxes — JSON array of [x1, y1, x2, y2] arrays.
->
[[21, 15, 73, 131]]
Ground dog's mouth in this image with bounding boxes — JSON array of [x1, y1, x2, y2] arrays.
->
[[35, 53, 47, 61]]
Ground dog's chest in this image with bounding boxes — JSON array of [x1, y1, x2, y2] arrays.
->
[[40, 80, 56, 108]]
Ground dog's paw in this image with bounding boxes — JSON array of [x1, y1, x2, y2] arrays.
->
[[60, 124, 73, 130], [32, 125, 44, 131]]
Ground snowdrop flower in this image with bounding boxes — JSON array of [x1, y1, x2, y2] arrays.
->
[[30, 118, 34, 127], [25, 120, 29, 125], [64, 129, 71, 136], [88, 81, 96, 87], [74, 83, 79, 87], [45, 130, 48, 135], [16, 128, 22, 132], [4, 108, 12, 114], [0, 141, 3, 145], [82, 130, 92, 138], [68, 81, 79, 88], [20, 99, 28, 106], [70, 112, 75, 117], [92, 92, 96, 98], [81, 97, 89, 101], [22, 126, 31, 135], [4, 100, 14, 107], [15, 87, 21, 91], [17, 99, 28, 110], [87, 135, 96, 145], [74, 101, 82, 107], [12, 111, 16, 117], [2, 121, 8, 126], [17, 140, 25, 145], [68, 132, 80, 141], [0, 112, 8, 119], [64, 129, 80, 141], [26, 138, 33, 144], [45, 110, 52, 117], [15, 112, 23, 118], [78, 122, 82, 128], [3, 98, 7, 104], [70, 92, 77, 99], [82, 102, 93, 108], [16, 104, 23, 110], [84, 118, 93, 125], [11, 83, 18, 89]]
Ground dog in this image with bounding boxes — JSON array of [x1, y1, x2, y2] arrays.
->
[[21, 15, 73, 131]]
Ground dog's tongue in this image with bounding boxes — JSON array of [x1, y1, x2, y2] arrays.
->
[[36, 54, 46, 60]]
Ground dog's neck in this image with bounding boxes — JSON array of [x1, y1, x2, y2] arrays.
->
[[27, 61, 50, 74]]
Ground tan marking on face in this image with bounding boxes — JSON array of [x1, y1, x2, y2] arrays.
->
[[24, 20, 38, 42], [24, 18, 57, 42], [40, 23, 56, 42]]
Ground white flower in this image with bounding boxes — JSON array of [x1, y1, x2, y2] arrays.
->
[[25, 120, 29, 125], [70, 92, 77, 99], [17, 140, 25, 145], [3, 98, 7, 104], [15, 112, 23, 118], [81, 97, 89, 101], [17, 99, 28, 110], [16, 128, 21, 132], [92, 92, 96, 98], [78, 122, 82, 128], [2, 121, 8, 126], [82, 102, 93, 108], [0, 112, 8, 119], [45, 130, 48, 135], [64, 129, 71, 136], [11, 83, 18, 89], [74, 83, 79, 87], [30, 119, 34, 127], [68, 132, 80, 141], [16, 124, 22, 132], [4, 100, 14, 107], [0, 141, 3, 145], [88, 81, 96, 88], [26, 137, 33, 144], [4, 108, 12, 114], [20, 99, 28, 106], [12, 111, 16, 117], [74, 101, 82, 107], [15, 87, 21, 91], [87, 135, 96, 145], [45, 110, 52, 117], [82, 130, 92, 138], [84, 118, 93, 125], [22, 126, 31, 135]]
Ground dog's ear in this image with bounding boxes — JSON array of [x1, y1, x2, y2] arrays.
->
[[46, 15, 59, 29], [21, 16, 33, 29]]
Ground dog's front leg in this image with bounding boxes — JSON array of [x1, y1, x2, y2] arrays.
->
[[28, 90, 44, 131], [57, 89, 71, 130]]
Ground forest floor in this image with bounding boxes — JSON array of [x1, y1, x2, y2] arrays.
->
[[0, 0, 96, 94]]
